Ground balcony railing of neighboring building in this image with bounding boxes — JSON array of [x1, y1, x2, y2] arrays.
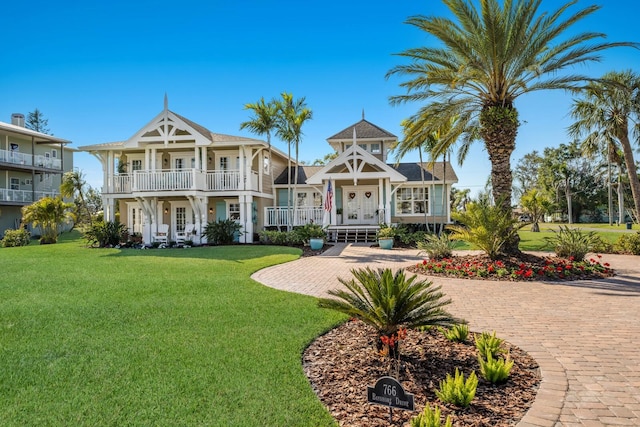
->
[[0, 149, 62, 169], [107, 169, 260, 194], [0, 189, 60, 203], [264, 207, 324, 227]]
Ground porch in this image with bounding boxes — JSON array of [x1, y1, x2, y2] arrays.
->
[[0, 188, 60, 204], [0, 148, 62, 169], [106, 169, 259, 193]]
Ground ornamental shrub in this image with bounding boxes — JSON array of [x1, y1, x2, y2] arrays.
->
[[435, 368, 477, 408], [439, 323, 469, 343], [1, 228, 31, 247], [616, 232, 640, 255], [475, 331, 506, 360], [418, 233, 454, 260], [204, 219, 243, 245], [545, 226, 600, 261], [83, 221, 127, 248], [410, 404, 452, 427], [478, 353, 514, 384]]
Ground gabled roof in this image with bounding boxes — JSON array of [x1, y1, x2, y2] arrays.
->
[[327, 119, 396, 141], [274, 166, 324, 185], [393, 162, 458, 183]]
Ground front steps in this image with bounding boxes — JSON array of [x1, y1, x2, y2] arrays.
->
[[327, 225, 379, 243]]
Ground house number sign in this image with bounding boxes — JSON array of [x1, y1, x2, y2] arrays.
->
[[367, 376, 414, 421]]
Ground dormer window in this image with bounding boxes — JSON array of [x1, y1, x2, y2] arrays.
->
[[371, 143, 381, 154]]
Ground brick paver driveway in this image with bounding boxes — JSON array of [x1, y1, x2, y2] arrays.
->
[[252, 244, 640, 426]]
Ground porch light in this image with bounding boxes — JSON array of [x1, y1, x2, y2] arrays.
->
[[209, 208, 214, 214], [164, 208, 169, 214]]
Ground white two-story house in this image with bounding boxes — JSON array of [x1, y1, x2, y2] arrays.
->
[[0, 114, 75, 236], [79, 99, 290, 244], [80, 102, 457, 245]]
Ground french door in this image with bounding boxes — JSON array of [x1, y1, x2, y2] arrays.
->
[[343, 186, 378, 225]]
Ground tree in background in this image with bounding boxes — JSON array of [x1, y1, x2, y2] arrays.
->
[[450, 187, 471, 213], [513, 151, 542, 200], [25, 108, 51, 134], [21, 197, 74, 244], [311, 152, 338, 165], [387, 0, 635, 253], [569, 70, 640, 223], [60, 170, 92, 227], [520, 189, 553, 232]]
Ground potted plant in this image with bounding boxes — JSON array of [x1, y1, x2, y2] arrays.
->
[[336, 208, 343, 225], [300, 223, 326, 250], [377, 224, 396, 250]]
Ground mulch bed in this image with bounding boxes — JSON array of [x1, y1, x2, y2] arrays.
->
[[303, 320, 541, 426]]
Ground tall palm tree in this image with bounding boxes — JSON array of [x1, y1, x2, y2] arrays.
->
[[276, 93, 313, 229], [387, 0, 635, 253], [60, 170, 91, 226], [569, 70, 640, 223], [239, 97, 280, 191]]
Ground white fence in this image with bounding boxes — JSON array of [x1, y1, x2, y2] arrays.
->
[[107, 169, 259, 193], [264, 207, 324, 227], [0, 189, 60, 203]]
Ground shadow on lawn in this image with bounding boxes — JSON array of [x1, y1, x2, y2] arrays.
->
[[102, 244, 302, 262]]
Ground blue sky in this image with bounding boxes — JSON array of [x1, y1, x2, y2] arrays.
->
[[1, 0, 639, 195]]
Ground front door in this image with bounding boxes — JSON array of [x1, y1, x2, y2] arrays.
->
[[343, 186, 378, 225]]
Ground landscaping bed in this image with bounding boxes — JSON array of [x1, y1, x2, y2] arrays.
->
[[304, 320, 541, 426]]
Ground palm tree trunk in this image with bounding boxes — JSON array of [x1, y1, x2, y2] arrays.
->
[[480, 105, 519, 254], [617, 129, 640, 223], [617, 166, 625, 224], [440, 152, 447, 235], [419, 149, 427, 228], [293, 139, 299, 226], [287, 142, 292, 231], [607, 159, 613, 226]]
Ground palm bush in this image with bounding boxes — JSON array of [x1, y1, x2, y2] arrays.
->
[[417, 233, 454, 260], [475, 331, 506, 360], [545, 226, 600, 261], [439, 323, 469, 343], [435, 368, 478, 408], [84, 221, 128, 248], [448, 201, 526, 259], [478, 353, 514, 384], [318, 267, 460, 337], [410, 404, 452, 427], [204, 219, 243, 245]]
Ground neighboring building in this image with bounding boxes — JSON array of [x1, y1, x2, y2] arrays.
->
[[0, 114, 75, 236], [79, 102, 457, 245]]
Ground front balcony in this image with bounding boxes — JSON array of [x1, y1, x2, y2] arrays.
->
[[264, 207, 324, 227], [0, 188, 60, 204], [106, 169, 259, 194], [0, 149, 62, 169]]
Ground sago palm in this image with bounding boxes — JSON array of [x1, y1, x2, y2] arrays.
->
[[318, 267, 460, 337], [569, 70, 640, 222], [387, 0, 636, 252]]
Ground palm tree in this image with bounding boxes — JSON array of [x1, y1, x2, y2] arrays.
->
[[60, 170, 91, 226], [520, 189, 552, 232], [318, 267, 460, 338], [387, 0, 635, 252], [276, 93, 313, 229], [569, 70, 640, 223], [240, 97, 280, 191], [21, 197, 74, 244]]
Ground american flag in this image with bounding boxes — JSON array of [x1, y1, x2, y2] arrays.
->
[[324, 181, 333, 212]]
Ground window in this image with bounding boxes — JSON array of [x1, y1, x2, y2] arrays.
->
[[25, 178, 32, 185], [131, 160, 142, 171], [229, 203, 240, 221], [219, 157, 228, 170], [313, 192, 322, 207], [52, 149, 57, 158], [396, 187, 428, 215], [175, 158, 184, 170], [371, 143, 381, 154], [176, 207, 186, 233], [263, 156, 270, 174], [297, 192, 308, 207], [359, 144, 367, 150], [10, 178, 19, 190]]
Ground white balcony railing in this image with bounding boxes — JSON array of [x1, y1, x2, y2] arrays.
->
[[0, 188, 60, 203], [264, 207, 324, 227], [0, 149, 62, 169], [107, 169, 260, 193]]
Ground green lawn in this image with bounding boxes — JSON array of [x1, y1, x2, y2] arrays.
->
[[0, 232, 344, 426]]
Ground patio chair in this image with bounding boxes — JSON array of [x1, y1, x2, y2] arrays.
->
[[153, 224, 169, 244], [175, 223, 196, 245]]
